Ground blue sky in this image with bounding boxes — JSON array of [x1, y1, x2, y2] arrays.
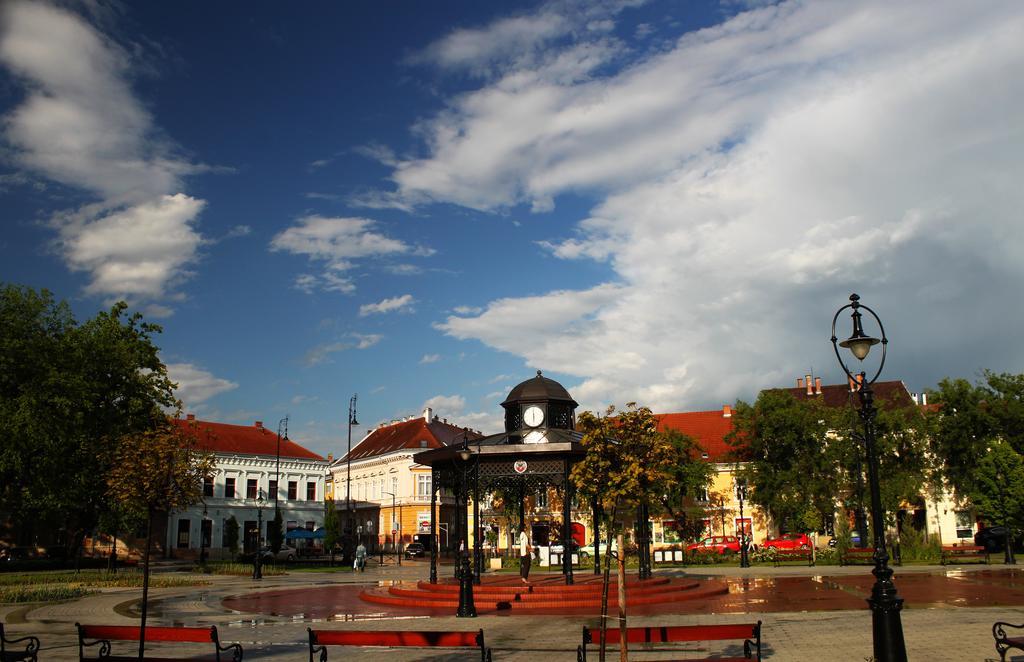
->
[[2, 0, 1023, 457]]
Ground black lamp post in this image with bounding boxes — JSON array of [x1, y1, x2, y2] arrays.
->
[[253, 489, 265, 580], [275, 416, 288, 518], [831, 293, 906, 662], [736, 477, 750, 568], [346, 394, 358, 554], [456, 431, 477, 615], [383, 491, 401, 566]]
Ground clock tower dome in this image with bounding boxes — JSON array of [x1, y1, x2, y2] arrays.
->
[[500, 370, 578, 442]]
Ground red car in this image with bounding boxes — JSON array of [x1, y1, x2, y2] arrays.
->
[[763, 533, 811, 550], [685, 535, 741, 554]]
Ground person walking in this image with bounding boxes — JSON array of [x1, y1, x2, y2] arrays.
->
[[518, 526, 531, 583], [355, 541, 367, 572]]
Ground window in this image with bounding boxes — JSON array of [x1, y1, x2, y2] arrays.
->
[[955, 510, 974, 539], [305, 521, 315, 531], [417, 474, 431, 498], [222, 519, 233, 547], [246, 478, 258, 499], [694, 487, 709, 502], [225, 477, 235, 498], [306, 481, 316, 500], [391, 476, 398, 496], [269, 480, 278, 500], [177, 519, 190, 548], [200, 519, 212, 548], [288, 481, 297, 500], [287, 520, 298, 531], [203, 476, 213, 498]]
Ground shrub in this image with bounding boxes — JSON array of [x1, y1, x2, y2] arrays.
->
[[896, 528, 941, 563]]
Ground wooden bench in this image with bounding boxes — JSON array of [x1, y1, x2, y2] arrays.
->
[[578, 622, 761, 661], [307, 628, 492, 661], [941, 544, 990, 565], [76, 623, 242, 661], [771, 548, 814, 567], [0, 623, 40, 661], [993, 621, 1024, 661], [839, 548, 875, 566]]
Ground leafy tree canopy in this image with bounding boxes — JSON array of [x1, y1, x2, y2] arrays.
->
[[0, 285, 176, 552], [969, 440, 1024, 529]]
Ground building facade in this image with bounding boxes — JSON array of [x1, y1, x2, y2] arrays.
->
[[165, 416, 328, 559]]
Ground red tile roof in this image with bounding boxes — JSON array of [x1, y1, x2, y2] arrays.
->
[[655, 409, 736, 463], [783, 380, 916, 409], [173, 418, 324, 461], [344, 417, 483, 462]]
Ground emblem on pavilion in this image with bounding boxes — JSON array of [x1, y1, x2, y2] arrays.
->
[[513, 460, 528, 474]]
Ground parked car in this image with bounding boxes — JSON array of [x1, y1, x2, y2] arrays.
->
[[763, 533, 811, 550], [548, 541, 590, 560], [975, 526, 1024, 553], [685, 535, 741, 554], [404, 542, 426, 559], [260, 544, 297, 562]]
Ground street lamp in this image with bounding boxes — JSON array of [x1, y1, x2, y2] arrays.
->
[[736, 477, 749, 569], [253, 488, 266, 580], [383, 491, 401, 566], [346, 394, 359, 547], [831, 293, 906, 662], [275, 416, 288, 518]]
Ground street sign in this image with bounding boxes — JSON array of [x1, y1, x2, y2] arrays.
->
[[392, 529, 397, 535]]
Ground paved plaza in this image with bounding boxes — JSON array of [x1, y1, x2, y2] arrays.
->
[[3, 561, 1024, 660]]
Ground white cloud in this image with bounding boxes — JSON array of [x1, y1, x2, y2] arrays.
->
[[271, 216, 431, 294], [168, 363, 238, 409], [0, 1, 207, 305], [304, 333, 382, 367], [420, 353, 441, 364], [359, 294, 415, 317], [418, 1, 1024, 412], [453, 305, 483, 315], [421, 394, 502, 432]]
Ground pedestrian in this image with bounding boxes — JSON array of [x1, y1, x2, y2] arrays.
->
[[518, 526, 531, 583], [356, 541, 367, 572]]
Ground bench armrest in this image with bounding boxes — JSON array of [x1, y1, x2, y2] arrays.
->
[[2, 632, 40, 659], [216, 640, 243, 661]]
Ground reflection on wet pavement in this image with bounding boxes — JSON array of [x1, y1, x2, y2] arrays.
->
[[219, 568, 1024, 622]]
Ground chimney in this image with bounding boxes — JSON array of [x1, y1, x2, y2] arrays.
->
[[327, 453, 334, 463], [255, 420, 263, 430], [797, 377, 804, 389], [722, 404, 732, 418], [187, 413, 195, 421], [922, 392, 928, 406], [805, 374, 813, 396], [423, 407, 433, 422], [911, 393, 919, 405], [814, 377, 822, 395]]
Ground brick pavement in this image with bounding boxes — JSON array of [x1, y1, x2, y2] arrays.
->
[[2, 561, 1022, 660]]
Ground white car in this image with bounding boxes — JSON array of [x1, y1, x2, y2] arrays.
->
[[259, 544, 297, 562], [547, 542, 591, 560]]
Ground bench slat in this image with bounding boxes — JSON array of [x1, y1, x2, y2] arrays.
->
[[79, 625, 215, 644], [311, 630, 480, 648], [600, 624, 757, 645]]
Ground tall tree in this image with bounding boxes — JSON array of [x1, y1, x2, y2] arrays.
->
[[323, 499, 342, 565], [969, 440, 1024, 532], [0, 285, 176, 556], [106, 419, 213, 658], [727, 390, 842, 533]]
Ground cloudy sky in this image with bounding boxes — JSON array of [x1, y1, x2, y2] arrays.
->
[[2, 0, 1022, 457]]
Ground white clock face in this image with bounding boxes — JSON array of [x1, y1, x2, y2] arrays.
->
[[523, 405, 544, 427]]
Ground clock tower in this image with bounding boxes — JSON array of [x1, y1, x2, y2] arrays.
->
[[500, 370, 578, 443]]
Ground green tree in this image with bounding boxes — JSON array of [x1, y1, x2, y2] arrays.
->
[[968, 440, 1024, 535], [323, 499, 342, 564], [654, 429, 715, 541], [224, 516, 240, 558], [727, 390, 843, 534], [572, 403, 690, 661], [0, 285, 176, 557], [106, 419, 213, 658], [268, 509, 284, 554]]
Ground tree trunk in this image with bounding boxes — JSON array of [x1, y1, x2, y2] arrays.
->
[[108, 527, 118, 574], [617, 532, 628, 662], [598, 499, 619, 662], [139, 509, 153, 661]]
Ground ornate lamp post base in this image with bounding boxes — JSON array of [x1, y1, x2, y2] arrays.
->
[[456, 555, 477, 617]]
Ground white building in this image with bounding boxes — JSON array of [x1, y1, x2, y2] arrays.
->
[[166, 416, 328, 558]]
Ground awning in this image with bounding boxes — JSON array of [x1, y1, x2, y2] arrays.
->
[[285, 529, 314, 540]]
